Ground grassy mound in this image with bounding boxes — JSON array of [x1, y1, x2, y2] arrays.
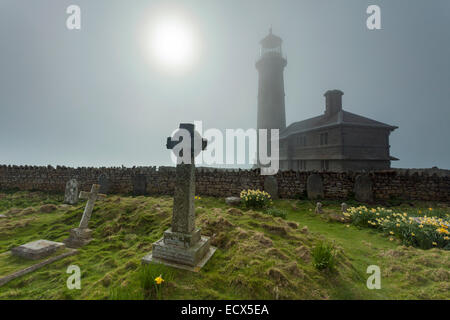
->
[[0, 191, 449, 299]]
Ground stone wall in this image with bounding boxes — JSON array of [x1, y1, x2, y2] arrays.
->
[[0, 165, 449, 202]]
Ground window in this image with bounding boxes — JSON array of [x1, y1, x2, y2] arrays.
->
[[321, 160, 329, 171], [320, 132, 328, 145]]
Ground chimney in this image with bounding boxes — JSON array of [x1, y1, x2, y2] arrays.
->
[[324, 90, 343, 116]]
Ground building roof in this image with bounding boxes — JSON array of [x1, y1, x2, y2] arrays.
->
[[280, 109, 398, 139]]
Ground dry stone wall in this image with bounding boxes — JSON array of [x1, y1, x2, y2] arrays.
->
[[0, 165, 449, 202]]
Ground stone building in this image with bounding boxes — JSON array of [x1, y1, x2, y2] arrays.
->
[[256, 29, 398, 171]]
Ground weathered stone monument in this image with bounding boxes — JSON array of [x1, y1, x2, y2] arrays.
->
[[307, 174, 324, 199], [264, 176, 279, 200], [341, 202, 348, 213], [64, 178, 79, 205], [142, 123, 216, 271], [354, 174, 374, 202], [225, 196, 241, 206], [315, 202, 323, 214], [11, 240, 65, 260], [98, 173, 110, 194], [64, 184, 106, 248], [132, 174, 147, 196]]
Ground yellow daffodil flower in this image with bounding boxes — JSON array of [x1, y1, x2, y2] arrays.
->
[[155, 275, 164, 285]]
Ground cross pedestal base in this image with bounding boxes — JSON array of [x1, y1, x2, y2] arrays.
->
[[142, 228, 216, 272], [163, 227, 202, 248], [64, 228, 92, 248]]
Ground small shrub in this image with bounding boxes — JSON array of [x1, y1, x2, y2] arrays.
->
[[311, 241, 336, 271], [265, 208, 287, 219], [240, 189, 272, 209]]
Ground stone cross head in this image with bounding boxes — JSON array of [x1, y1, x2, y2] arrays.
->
[[167, 123, 207, 160]]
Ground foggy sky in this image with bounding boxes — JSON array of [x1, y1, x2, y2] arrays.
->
[[0, 0, 449, 169]]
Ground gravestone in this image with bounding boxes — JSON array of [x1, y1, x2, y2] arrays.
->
[[264, 176, 279, 200], [64, 184, 106, 248], [225, 197, 241, 206], [307, 174, 324, 199], [11, 240, 65, 260], [142, 123, 216, 271], [315, 202, 323, 214], [341, 202, 348, 213], [64, 179, 79, 205], [132, 174, 147, 196], [98, 173, 110, 194], [354, 174, 374, 202]]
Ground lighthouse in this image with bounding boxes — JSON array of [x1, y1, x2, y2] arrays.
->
[[255, 28, 287, 165]]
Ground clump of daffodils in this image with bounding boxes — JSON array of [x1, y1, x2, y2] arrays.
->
[[346, 205, 449, 250], [240, 189, 273, 209]]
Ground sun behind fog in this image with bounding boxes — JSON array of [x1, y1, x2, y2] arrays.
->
[[150, 16, 197, 71]]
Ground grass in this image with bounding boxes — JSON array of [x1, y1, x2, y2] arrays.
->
[[0, 191, 449, 300]]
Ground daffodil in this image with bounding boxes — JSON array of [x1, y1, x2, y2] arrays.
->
[[155, 275, 164, 285]]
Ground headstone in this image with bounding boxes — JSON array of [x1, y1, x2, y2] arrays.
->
[[341, 203, 348, 213], [354, 174, 373, 202], [307, 174, 324, 200], [64, 184, 106, 248], [132, 174, 147, 196], [98, 173, 110, 194], [315, 202, 323, 214], [64, 179, 79, 205], [264, 176, 279, 200], [11, 240, 65, 260], [225, 197, 241, 206], [142, 123, 216, 271]]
